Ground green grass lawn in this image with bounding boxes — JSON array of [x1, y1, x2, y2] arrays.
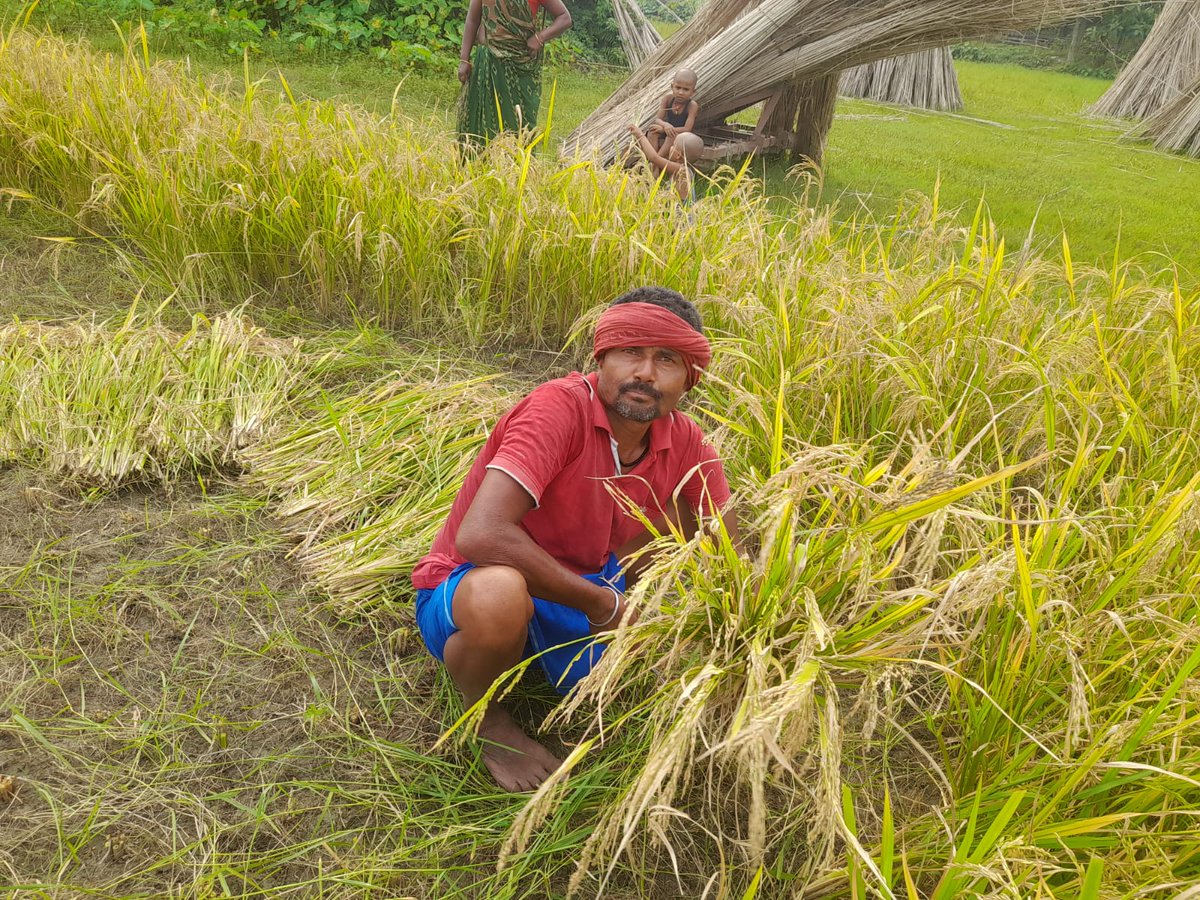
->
[[814, 61, 1199, 275]]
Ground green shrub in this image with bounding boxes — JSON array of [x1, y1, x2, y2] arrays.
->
[[564, 0, 623, 65], [18, 0, 462, 59], [15, 0, 625, 62], [953, 40, 1066, 71]]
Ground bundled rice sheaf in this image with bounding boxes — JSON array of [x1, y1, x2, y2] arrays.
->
[[0, 313, 305, 485], [243, 371, 512, 614], [494, 446, 1032, 895]]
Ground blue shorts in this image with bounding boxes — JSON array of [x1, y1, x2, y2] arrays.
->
[[414, 554, 625, 696]]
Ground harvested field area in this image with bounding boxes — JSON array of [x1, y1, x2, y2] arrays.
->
[[0, 13, 1198, 900], [0, 472, 421, 894], [0, 474, 706, 898]]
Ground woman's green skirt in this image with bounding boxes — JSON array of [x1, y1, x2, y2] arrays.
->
[[458, 44, 542, 145]]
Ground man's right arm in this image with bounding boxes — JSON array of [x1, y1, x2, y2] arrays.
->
[[454, 469, 628, 629]]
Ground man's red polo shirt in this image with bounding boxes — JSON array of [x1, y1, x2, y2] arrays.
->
[[411, 372, 731, 590]]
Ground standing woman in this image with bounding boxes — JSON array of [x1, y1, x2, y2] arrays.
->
[[457, 0, 572, 144]]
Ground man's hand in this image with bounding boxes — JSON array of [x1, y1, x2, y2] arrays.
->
[[628, 123, 645, 138], [458, 59, 472, 84], [663, 123, 678, 138], [526, 33, 544, 53]]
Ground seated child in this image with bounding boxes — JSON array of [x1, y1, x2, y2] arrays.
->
[[627, 124, 704, 203], [646, 68, 699, 161]]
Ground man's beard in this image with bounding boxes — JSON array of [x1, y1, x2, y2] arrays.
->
[[613, 382, 663, 422]]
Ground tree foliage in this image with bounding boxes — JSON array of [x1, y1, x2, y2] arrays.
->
[[32, 0, 463, 61], [30, 0, 629, 62], [1086, 1, 1162, 53]]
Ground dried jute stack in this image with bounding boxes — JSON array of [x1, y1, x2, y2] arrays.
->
[[1091, 0, 1200, 120], [839, 47, 963, 111], [566, 0, 1112, 165], [1138, 72, 1200, 156], [612, 0, 662, 68]]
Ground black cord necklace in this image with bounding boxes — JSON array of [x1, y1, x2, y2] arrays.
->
[[619, 444, 650, 470]]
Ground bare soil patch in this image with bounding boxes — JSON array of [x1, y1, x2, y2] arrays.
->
[[0, 207, 135, 321]]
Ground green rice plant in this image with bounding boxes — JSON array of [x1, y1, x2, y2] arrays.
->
[[692, 198, 1200, 493], [494, 200, 1199, 896], [0, 310, 306, 484], [0, 25, 784, 349]]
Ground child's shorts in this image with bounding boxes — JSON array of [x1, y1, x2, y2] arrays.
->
[[414, 554, 625, 696]]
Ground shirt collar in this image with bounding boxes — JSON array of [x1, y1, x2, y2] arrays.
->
[[582, 372, 674, 452]]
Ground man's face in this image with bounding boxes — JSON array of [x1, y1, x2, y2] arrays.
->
[[597, 345, 690, 424], [671, 77, 696, 104]]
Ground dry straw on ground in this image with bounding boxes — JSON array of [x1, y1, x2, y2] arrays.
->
[[1090, 0, 1200, 120], [243, 371, 510, 615], [567, 0, 1106, 162], [839, 48, 963, 111], [1138, 71, 1200, 155]]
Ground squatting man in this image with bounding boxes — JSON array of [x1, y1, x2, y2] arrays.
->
[[410, 286, 739, 791]]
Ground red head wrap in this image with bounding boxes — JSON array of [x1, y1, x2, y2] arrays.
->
[[593, 301, 712, 389]]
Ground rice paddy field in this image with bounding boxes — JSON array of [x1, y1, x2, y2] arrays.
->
[[2, 13, 1200, 900]]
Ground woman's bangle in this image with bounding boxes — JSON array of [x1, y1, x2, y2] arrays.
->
[[586, 585, 622, 628]]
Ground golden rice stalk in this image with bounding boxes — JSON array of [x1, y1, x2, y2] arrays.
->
[[496, 443, 1035, 894]]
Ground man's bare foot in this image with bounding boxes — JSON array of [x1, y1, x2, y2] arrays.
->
[[477, 707, 562, 792]]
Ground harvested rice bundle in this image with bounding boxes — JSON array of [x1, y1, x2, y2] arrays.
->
[[0, 314, 304, 485], [485, 446, 1036, 894], [244, 373, 512, 614], [840, 47, 963, 111], [1091, 0, 1200, 120]]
